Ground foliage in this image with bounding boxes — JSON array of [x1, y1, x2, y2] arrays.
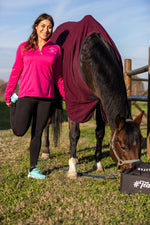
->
[[0, 98, 150, 225], [0, 99, 10, 130]]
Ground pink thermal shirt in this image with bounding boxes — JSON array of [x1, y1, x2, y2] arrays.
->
[[4, 39, 65, 103]]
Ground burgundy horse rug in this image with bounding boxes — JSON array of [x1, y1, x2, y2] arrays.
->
[[51, 15, 123, 123]]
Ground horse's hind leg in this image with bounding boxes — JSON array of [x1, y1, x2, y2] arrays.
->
[[67, 118, 80, 179], [41, 118, 51, 159], [93, 103, 105, 172]]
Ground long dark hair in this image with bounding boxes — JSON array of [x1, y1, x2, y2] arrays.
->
[[23, 13, 54, 52]]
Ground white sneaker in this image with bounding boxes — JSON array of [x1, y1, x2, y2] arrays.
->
[[28, 168, 46, 179]]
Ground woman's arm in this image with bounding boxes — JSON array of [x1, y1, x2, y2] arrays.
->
[[54, 46, 65, 100], [4, 43, 24, 103]]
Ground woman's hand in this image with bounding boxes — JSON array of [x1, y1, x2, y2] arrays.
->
[[6, 102, 11, 107]]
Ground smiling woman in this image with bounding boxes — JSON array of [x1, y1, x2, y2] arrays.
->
[[35, 20, 53, 50], [23, 14, 54, 52], [4, 13, 65, 180]]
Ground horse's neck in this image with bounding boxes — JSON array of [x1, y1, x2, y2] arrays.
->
[[100, 89, 131, 131], [84, 70, 131, 130], [80, 32, 131, 127]]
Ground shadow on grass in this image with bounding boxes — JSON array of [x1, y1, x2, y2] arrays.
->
[[77, 144, 110, 161], [43, 165, 69, 175]]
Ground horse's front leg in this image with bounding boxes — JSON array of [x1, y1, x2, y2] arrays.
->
[[41, 118, 51, 159], [67, 118, 80, 179], [93, 104, 105, 172]]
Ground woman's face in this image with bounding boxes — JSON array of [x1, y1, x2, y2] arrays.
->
[[36, 19, 53, 42]]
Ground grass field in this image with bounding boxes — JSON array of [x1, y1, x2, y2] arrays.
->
[[0, 98, 150, 225]]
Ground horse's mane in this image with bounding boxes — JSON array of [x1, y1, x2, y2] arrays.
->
[[80, 33, 131, 129]]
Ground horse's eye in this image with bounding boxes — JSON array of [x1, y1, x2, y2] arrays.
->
[[121, 145, 127, 151], [117, 139, 128, 151]]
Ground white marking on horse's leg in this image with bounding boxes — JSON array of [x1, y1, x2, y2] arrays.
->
[[93, 161, 103, 172], [67, 157, 77, 179], [41, 152, 50, 159]]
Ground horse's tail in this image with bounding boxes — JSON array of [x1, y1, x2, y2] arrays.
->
[[51, 98, 63, 147]]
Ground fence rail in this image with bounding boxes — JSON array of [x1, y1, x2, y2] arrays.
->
[[127, 65, 148, 76], [124, 47, 150, 157]]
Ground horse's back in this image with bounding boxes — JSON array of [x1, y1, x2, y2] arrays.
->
[[51, 15, 123, 123]]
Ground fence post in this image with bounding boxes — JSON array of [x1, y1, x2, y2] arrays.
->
[[124, 59, 132, 110], [147, 47, 150, 157]]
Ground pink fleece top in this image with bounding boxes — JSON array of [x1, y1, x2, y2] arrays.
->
[[4, 39, 65, 103]]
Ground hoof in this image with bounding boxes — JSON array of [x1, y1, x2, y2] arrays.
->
[[96, 166, 104, 172], [67, 157, 78, 179], [67, 172, 77, 179], [93, 162, 104, 172], [41, 153, 50, 159]]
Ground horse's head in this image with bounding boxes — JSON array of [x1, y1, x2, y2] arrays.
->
[[110, 112, 144, 171]]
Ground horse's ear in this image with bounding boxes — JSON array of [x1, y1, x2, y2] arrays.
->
[[115, 114, 125, 130], [133, 111, 144, 125]]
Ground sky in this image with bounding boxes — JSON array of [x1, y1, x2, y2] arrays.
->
[[0, 0, 150, 83]]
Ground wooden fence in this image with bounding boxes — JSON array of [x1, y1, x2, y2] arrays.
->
[[124, 47, 150, 157]]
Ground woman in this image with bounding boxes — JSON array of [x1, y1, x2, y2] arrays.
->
[[4, 13, 65, 179]]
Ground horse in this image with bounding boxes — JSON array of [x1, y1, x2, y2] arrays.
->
[[42, 15, 143, 178]]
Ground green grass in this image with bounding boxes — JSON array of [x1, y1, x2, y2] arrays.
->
[[0, 98, 150, 225], [0, 100, 10, 130]]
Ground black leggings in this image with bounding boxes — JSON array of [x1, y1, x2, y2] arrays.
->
[[10, 97, 53, 168]]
